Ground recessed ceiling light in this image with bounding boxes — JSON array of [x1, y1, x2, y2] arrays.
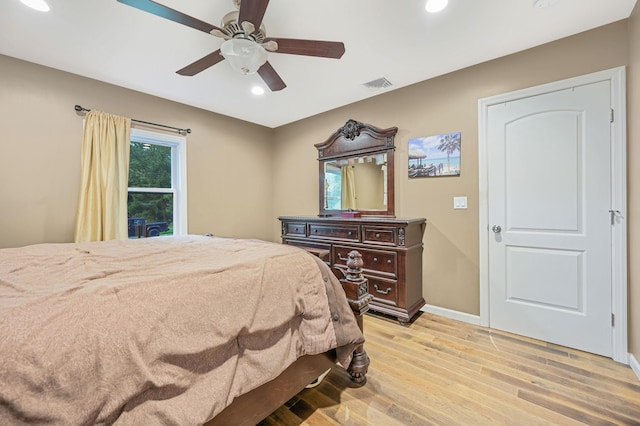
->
[[251, 86, 265, 96], [20, 0, 50, 12], [425, 0, 448, 13], [533, 0, 560, 8]]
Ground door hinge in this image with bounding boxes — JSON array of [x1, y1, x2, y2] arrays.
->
[[612, 313, 615, 326], [609, 209, 622, 225], [611, 108, 614, 123]]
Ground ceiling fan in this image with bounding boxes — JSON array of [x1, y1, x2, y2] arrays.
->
[[116, 0, 346, 91]]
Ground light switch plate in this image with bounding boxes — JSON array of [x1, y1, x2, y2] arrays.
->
[[454, 196, 467, 209]]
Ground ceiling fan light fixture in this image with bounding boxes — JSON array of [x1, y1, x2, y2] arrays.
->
[[220, 38, 267, 75], [425, 0, 448, 13]]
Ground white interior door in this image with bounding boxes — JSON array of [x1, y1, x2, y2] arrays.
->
[[487, 81, 612, 357]]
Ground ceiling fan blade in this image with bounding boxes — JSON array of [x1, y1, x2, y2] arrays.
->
[[176, 50, 225, 76], [238, 0, 270, 30], [257, 62, 286, 91], [263, 38, 345, 59], [117, 0, 224, 34]]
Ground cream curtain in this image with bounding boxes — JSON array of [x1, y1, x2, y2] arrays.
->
[[341, 165, 357, 210], [74, 111, 131, 242]]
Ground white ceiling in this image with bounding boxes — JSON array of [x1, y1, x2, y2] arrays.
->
[[1, 0, 636, 128]]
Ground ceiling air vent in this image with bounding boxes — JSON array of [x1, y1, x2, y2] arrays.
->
[[362, 77, 392, 91]]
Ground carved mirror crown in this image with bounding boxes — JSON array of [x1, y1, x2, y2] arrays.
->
[[315, 120, 397, 217]]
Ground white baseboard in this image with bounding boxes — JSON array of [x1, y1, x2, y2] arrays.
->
[[420, 304, 481, 326], [630, 354, 640, 382]]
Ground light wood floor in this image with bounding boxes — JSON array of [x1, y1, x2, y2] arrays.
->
[[260, 312, 640, 425]]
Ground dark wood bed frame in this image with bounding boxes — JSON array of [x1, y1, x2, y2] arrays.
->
[[205, 250, 372, 426]]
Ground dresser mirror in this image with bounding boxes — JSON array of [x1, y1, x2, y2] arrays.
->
[[315, 120, 397, 217]]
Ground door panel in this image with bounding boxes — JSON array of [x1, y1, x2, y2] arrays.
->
[[487, 81, 612, 357], [506, 111, 580, 231], [506, 247, 583, 311]]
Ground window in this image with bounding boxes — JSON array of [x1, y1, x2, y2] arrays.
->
[[325, 163, 342, 210], [128, 129, 187, 238]]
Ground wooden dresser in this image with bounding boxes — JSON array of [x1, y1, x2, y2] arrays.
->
[[279, 216, 426, 324]]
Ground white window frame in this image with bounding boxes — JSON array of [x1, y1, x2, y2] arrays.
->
[[129, 128, 188, 236]]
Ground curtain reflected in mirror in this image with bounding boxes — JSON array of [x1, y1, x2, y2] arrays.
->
[[323, 154, 387, 211]]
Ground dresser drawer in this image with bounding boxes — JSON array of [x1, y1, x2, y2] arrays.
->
[[287, 242, 331, 262], [333, 245, 397, 277], [367, 275, 398, 306], [283, 222, 306, 237], [362, 226, 396, 246], [309, 224, 360, 241]]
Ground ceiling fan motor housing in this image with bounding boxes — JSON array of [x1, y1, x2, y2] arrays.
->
[[221, 11, 266, 43]]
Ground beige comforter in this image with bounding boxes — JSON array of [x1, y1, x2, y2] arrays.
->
[[0, 236, 364, 425]]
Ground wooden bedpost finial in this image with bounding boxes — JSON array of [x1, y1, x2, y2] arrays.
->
[[345, 250, 364, 281], [342, 250, 371, 304]]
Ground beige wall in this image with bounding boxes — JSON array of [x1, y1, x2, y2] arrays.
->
[[0, 54, 274, 248], [627, 3, 640, 360], [273, 21, 630, 316]]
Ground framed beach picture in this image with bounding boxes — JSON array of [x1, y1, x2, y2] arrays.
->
[[408, 132, 461, 178]]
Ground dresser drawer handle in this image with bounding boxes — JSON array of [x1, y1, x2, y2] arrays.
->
[[373, 257, 378, 262], [387, 259, 392, 264], [348, 231, 352, 236], [314, 229, 318, 233], [374, 284, 392, 295], [294, 228, 299, 232], [375, 233, 380, 238]]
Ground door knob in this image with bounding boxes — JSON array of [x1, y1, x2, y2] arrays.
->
[[492, 225, 502, 233]]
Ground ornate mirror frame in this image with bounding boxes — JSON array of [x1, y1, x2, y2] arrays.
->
[[315, 119, 397, 217]]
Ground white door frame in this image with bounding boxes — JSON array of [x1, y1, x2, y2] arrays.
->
[[478, 67, 628, 364]]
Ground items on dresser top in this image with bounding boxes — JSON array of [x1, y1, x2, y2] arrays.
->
[[280, 216, 426, 324]]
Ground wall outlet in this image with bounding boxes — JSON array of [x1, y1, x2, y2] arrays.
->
[[454, 196, 467, 209]]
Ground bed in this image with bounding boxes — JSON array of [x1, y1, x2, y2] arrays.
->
[[0, 235, 370, 425]]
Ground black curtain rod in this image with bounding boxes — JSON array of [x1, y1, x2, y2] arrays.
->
[[74, 105, 191, 135]]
